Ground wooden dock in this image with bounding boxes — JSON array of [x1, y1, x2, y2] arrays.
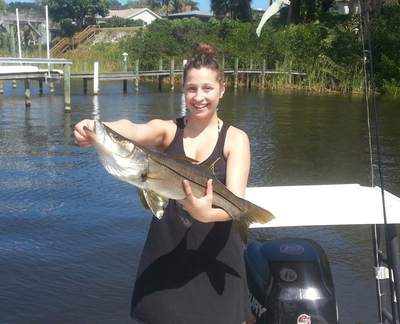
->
[[0, 58, 306, 111], [0, 57, 72, 110]]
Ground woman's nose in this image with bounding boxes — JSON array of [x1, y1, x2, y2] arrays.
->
[[193, 89, 205, 100]]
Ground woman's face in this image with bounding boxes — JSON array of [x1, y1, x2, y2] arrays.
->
[[184, 67, 225, 119]]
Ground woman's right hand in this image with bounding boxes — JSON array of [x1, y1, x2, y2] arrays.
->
[[73, 119, 95, 147]]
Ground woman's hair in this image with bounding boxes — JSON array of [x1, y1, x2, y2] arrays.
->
[[183, 43, 224, 84]]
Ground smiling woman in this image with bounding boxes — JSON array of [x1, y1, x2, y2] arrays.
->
[[74, 43, 253, 324]]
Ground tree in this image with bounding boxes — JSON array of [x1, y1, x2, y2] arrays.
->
[[211, 0, 252, 21], [109, 0, 123, 9], [42, 0, 110, 30], [125, 0, 163, 10], [0, 0, 6, 12]]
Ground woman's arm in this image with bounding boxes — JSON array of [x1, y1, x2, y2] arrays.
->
[[73, 118, 175, 150], [179, 127, 251, 223]]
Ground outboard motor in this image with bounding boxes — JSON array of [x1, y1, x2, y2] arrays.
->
[[245, 238, 338, 324]]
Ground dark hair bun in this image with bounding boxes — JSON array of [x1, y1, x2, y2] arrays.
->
[[193, 43, 216, 60], [183, 43, 223, 83]]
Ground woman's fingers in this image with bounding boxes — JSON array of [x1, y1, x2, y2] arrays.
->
[[73, 119, 94, 147], [206, 179, 213, 198], [182, 179, 194, 199]]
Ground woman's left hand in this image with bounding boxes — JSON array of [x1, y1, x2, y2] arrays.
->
[[179, 179, 214, 223]]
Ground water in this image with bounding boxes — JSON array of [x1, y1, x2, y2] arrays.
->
[[1, 79, 399, 323]]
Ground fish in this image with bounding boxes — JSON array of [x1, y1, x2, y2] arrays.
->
[[83, 120, 274, 238]]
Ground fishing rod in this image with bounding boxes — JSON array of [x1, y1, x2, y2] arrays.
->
[[358, 0, 400, 322]]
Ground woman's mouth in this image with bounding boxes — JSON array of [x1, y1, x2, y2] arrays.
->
[[192, 103, 208, 110]]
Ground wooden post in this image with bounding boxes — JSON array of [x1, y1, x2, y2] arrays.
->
[[83, 78, 88, 94], [261, 59, 266, 89], [123, 80, 128, 93], [123, 53, 128, 93], [49, 81, 54, 93], [159, 58, 163, 71], [0, 81, 3, 94], [158, 76, 163, 91], [247, 59, 253, 89], [38, 79, 43, 95], [38, 41, 42, 58], [24, 79, 31, 108], [63, 64, 71, 112], [10, 25, 16, 57], [9, 25, 17, 90], [170, 58, 175, 91], [234, 58, 239, 89], [135, 59, 139, 91], [93, 61, 99, 95]]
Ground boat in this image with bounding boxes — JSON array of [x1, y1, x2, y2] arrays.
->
[[243, 185, 400, 323]]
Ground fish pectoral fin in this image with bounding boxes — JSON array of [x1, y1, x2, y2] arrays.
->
[[137, 188, 169, 219], [237, 205, 274, 242]]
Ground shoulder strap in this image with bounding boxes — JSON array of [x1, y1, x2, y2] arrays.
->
[[216, 121, 230, 155], [176, 116, 185, 129]]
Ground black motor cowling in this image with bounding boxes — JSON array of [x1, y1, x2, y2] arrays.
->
[[245, 238, 338, 324]]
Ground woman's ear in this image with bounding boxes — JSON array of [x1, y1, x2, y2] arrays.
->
[[219, 82, 226, 98]]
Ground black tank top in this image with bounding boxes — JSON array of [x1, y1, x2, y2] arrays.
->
[[131, 117, 251, 324]]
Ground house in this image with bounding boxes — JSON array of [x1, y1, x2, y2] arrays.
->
[[97, 8, 161, 25], [164, 10, 213, 21]]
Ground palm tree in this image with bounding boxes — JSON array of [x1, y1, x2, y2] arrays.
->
[[211, 0, 231, 18]]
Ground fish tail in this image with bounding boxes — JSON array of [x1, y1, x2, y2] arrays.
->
[[237, 204, 274, 242]]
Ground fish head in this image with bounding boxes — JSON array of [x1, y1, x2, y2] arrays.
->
[[84, 120, 148, 185]]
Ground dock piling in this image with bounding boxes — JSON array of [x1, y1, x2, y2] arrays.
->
[[83, 78, 88, 94], [0, 81, 3, 94], [247, 59, 253, 89], [261, 59, 266, 89], [63, 64, 71, 111], [24, 79, 31, 108], [93, 61, 99, 95], [123, 80, 128, 93], [170, 58, 175, 91], [234, 58, 239, 89], [39, 80, 43, 95], [135, 59, 139, 91]]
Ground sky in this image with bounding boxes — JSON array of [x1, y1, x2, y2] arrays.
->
[[5, 0, 269, 13]]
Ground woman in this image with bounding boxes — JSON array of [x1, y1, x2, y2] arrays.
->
[[74, 44, 252, 324]]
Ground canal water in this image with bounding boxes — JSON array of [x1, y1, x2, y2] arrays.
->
[[1, 80, 399, 323]]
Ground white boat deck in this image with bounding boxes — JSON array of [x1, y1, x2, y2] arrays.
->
[[246, 184, 400, 228], [0, 65, 40, 73], [0, 65, 63, 75]]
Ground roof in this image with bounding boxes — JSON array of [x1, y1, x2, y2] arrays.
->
[[246, 184, 400, 228], [0, 12, 45, 23], [105, 8, 161, 19], [164, 10, 213, 19]]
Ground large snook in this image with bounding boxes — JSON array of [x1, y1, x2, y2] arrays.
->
[[84, 121, 274, 236]]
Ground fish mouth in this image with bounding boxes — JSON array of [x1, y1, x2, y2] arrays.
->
[[85, 122, 135, 159]]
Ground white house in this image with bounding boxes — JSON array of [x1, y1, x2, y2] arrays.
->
[[98, 8, 161, 25]]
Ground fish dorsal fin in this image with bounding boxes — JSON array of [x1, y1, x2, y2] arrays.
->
[[137, 188, 169, 219], [172, 155, 199, 164]]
